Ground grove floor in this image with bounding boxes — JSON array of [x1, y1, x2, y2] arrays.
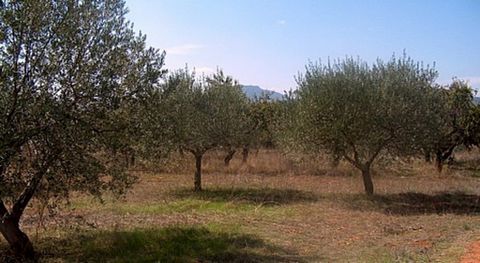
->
[[1, 150, 480, 262]]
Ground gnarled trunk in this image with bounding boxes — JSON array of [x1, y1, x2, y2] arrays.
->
[[331, 154, 341, 168], [344, 156, 375, 196], [194, 154, 202, 192], [435, 145, 456, 173], [0, 157, 54, 260], [435, 150, 446, 173], [241, 146, 249, 163], [423, 150, 431, 163], [124, 149, 135, 168], [0, 218, 35, 261], [361, 167, 374, 196], [224, 149, 236, 166]]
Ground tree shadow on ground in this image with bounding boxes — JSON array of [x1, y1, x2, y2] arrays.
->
[[0, 247, 20, 263], [376, 192, 480, 215], [335, 191, 480, 216], [34, 226, 304, 263], [173, 187, 318, 206]]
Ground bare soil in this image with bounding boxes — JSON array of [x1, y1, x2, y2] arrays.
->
[[1, 149, 480, 262]]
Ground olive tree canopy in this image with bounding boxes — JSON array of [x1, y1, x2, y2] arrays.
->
[[286, 55, 438, 195], [0, 0, 165, 258], [157, 69, 251, 191], [427, 79, 480, 171]]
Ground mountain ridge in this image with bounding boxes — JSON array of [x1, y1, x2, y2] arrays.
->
[[241, 85, 284, 100]]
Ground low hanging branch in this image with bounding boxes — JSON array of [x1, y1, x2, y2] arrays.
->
[[0, 0, 167, 259], [9, 155, 56, 224]]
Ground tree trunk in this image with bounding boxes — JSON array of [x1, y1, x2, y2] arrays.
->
[[124, 152, 130, 168], [130, 151, 135, 167], [0, 218, 35, 261], [435, 145, 456, 173], [194, 154, 202, 192], [435, 154, 443, 173], [224, 149, 236, 166], [360, 167, 374, 196], [179, 147, 185, 157], [435, 150, 446, 173], [331, 154, 340, 168], [241, 146, 249, 163], [424, 150, 431, 163], [0, 153, 54, 261]]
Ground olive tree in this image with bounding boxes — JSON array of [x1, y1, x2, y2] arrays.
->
[[287, 55, 438, 195], [426, 79, 480, 172], [223, 98, 280, 166], [160, 69, 251, 191], [0, 0, 165, 259]]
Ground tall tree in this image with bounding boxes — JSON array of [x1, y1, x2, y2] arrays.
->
[[427, 79, 480, 172], [159, 69, 251, 191], [0, 0, 165, 259], [284, 55, 438, 195], [223, 98, 280, 166]]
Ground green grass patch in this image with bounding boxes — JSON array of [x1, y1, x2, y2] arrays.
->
[[68, 187, 310, 217], [69, 197, 286, 215], [40, 226, 301, 263], [173, 187, 318, 205], [111, 199, 257, 215]]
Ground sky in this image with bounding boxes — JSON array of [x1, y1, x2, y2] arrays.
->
[[125, 0, 480, 93]]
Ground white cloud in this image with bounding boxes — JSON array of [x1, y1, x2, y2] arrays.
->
[[277, 20, 286, 25], [194, 67, 216, 75], [462, 76, 480, 86], [165, 44, 204, 55], [438, 76, 480, 88]]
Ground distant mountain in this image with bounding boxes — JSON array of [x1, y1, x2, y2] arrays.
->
[[474, 97, 480, 105], [241, 85, 284, 100]]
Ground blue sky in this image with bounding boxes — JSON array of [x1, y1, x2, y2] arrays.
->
[[125, 0, 480, 93]]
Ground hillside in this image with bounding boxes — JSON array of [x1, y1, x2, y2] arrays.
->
[[241, 85, 284, 100]]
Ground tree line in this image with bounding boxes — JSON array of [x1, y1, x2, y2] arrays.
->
[[1, 0, 479, 260]]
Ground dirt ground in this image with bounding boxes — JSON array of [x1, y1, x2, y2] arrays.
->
[[460, 240, 480, 263], [1, 149, 480, 262]]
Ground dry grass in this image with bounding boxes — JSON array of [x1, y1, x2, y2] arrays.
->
[[1, 149, 480, 262]]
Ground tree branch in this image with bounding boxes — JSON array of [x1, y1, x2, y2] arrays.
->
[[0, 201, 8, 219], [338, 130, 365, 170], [343, 154, 363, 170], [366, 138, 391, 167], [10, 156, 56, 224]]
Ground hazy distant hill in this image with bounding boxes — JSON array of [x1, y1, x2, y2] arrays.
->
[[241, 85, 284, 100], [240, 86, 480, 104]]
